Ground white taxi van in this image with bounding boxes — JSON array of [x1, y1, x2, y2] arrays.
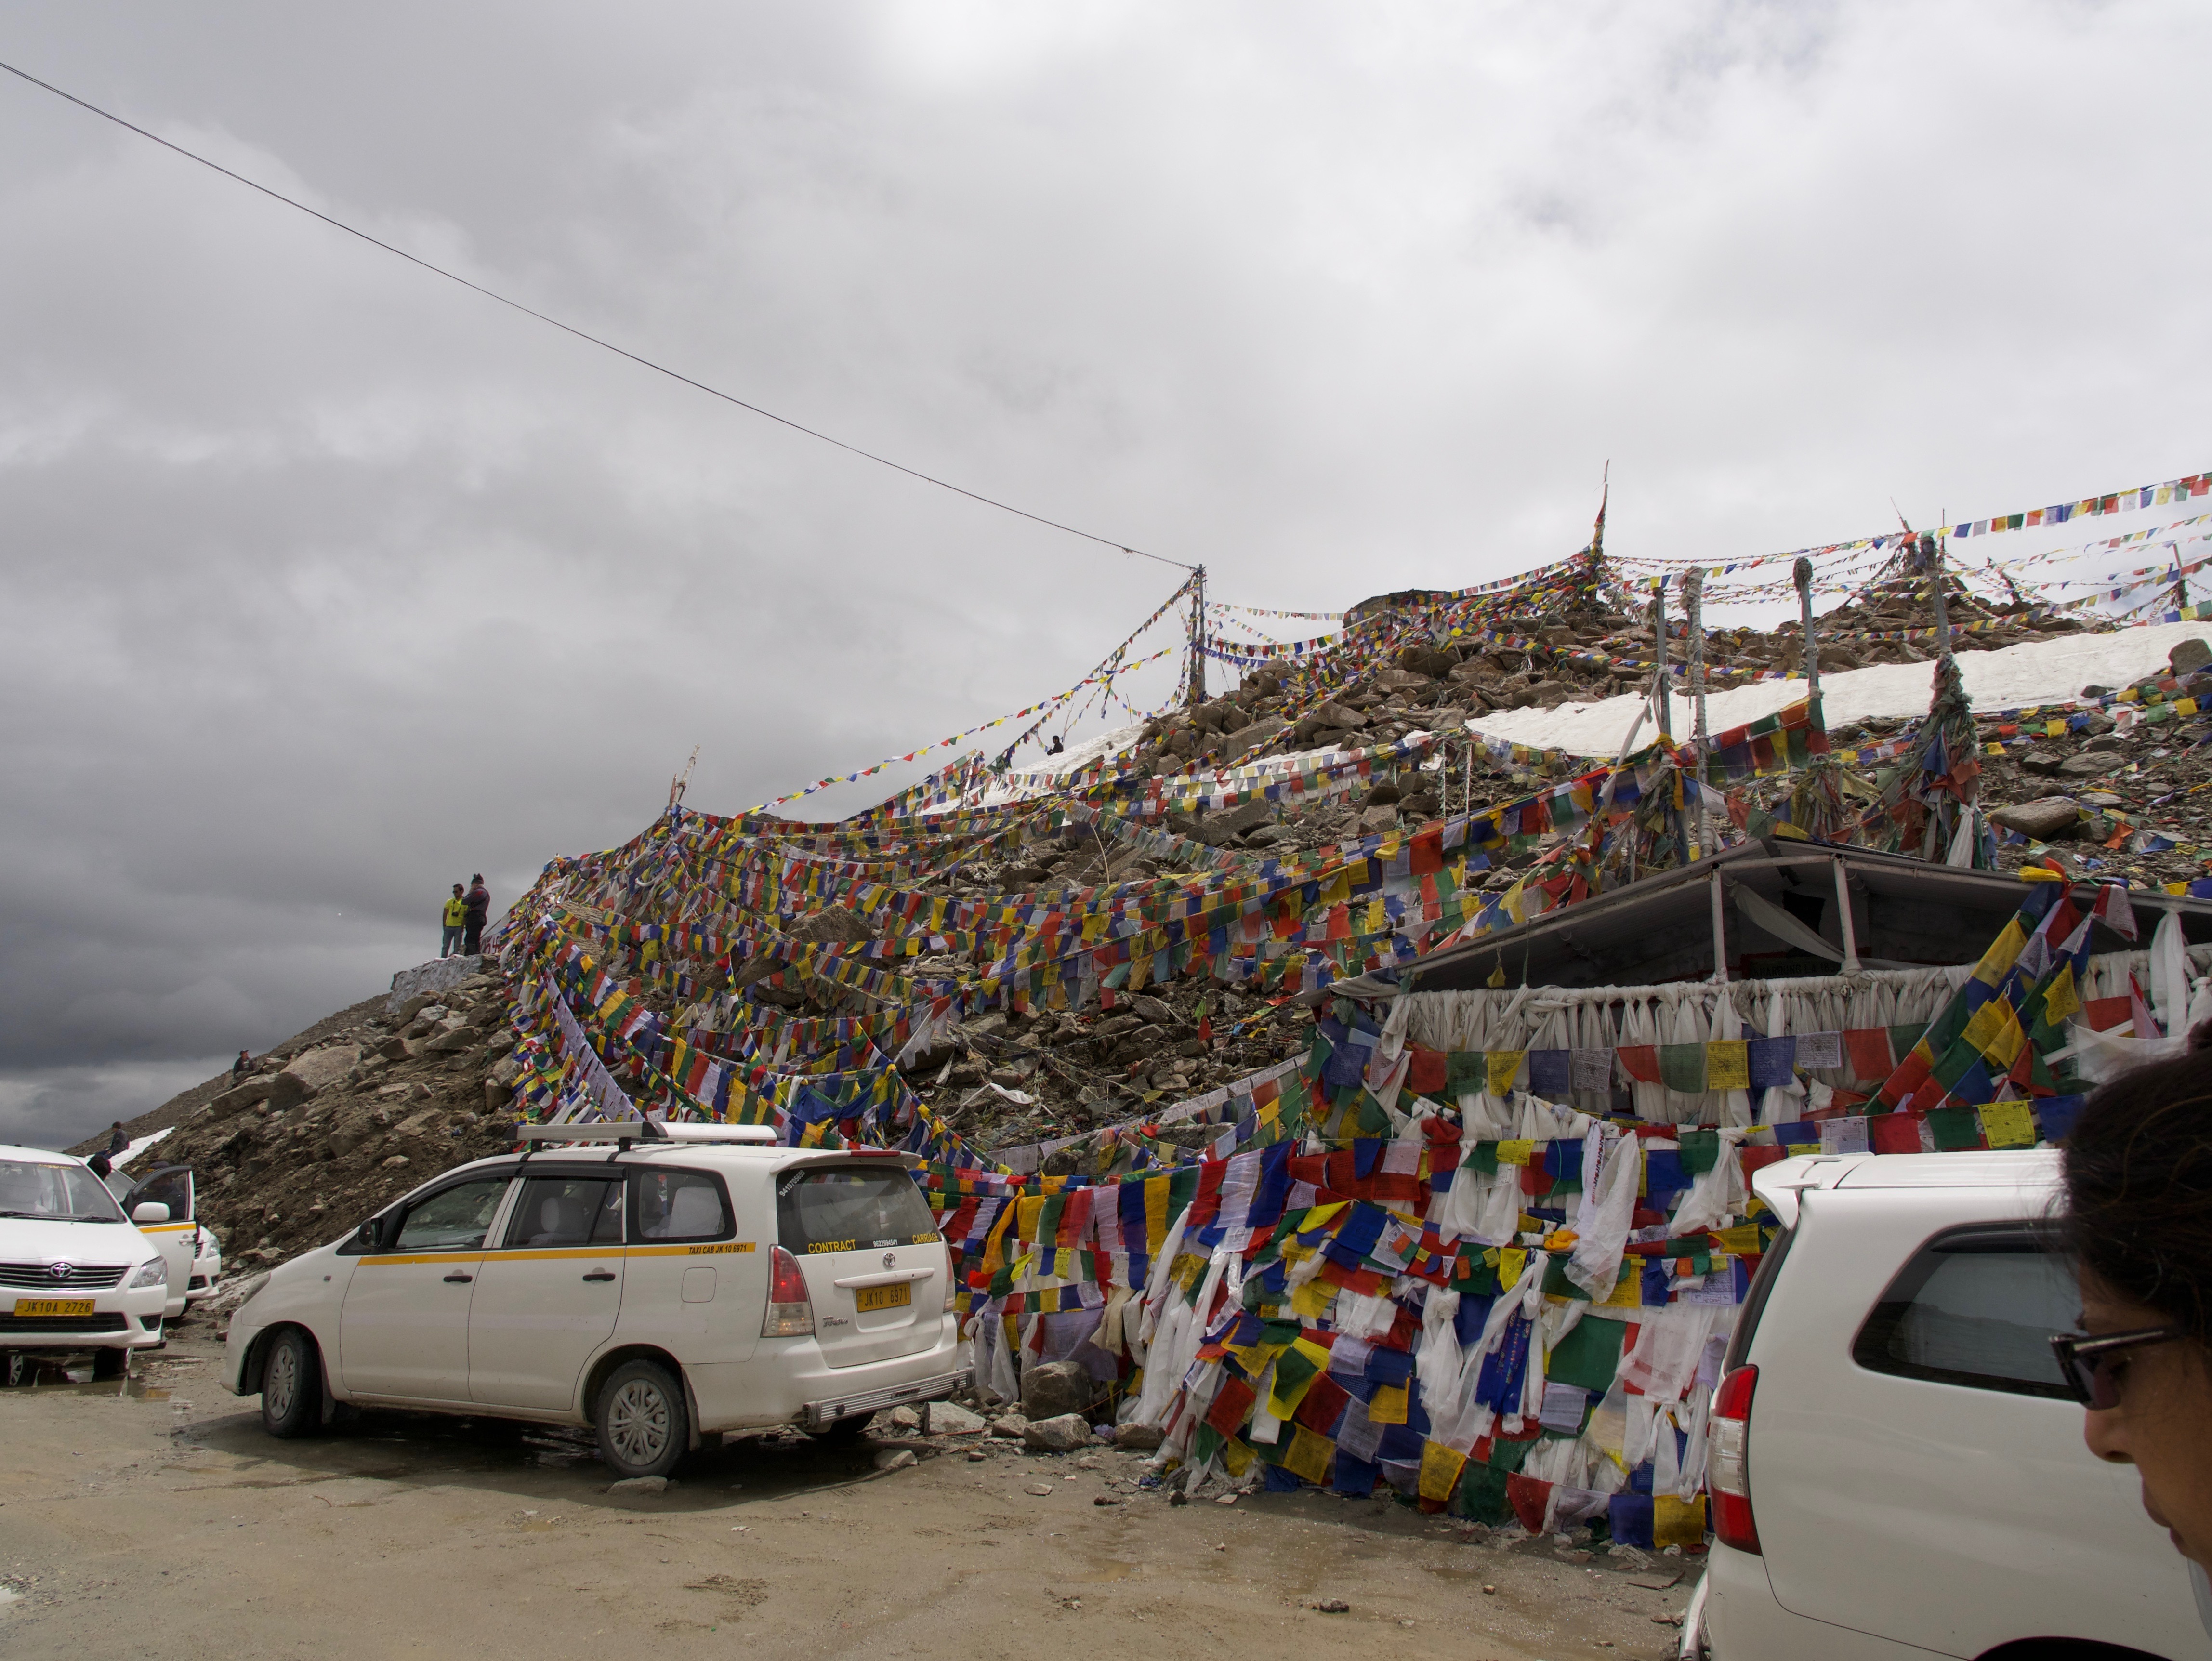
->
[[0, 1143, 174, 1383], [1685, 1150, 2205, 1660], [224, 1123, 971, 1477], [113, 1165, 203, 1320]]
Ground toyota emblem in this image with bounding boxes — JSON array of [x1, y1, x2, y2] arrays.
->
[[882, 1252, 895, 1270], [48, 1262, 73, 1281]]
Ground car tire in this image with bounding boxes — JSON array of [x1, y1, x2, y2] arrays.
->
[[260, 1328, 326, 1439], [810, 1413, 871, 1444], [594, 1358, 688, 1480], [90, 1346, 129, 1382]]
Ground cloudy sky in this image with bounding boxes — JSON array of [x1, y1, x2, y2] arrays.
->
[[2, 1, 2206, 1147]]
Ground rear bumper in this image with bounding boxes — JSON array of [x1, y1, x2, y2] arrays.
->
[[799, 1366, 973, 1430], [685, 1325, 972, 1431]]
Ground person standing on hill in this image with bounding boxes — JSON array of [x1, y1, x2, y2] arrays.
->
[[441, 883, 467, 957], [462, 873, 490, 957]]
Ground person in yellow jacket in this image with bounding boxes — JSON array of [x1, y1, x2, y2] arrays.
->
[[440, 883, 467, 957]]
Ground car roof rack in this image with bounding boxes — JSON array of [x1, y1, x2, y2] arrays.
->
[[513, 1121, 780, 1148]]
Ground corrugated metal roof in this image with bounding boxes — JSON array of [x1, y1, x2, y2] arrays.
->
[[1327, 840, 2212, 998]]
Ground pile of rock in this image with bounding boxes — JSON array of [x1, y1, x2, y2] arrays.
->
[[78, 967, 529, 1266]]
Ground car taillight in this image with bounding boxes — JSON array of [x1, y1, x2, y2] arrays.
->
[[1709, 1364, 1760, 1554], [762, 1245, 815, 1338]]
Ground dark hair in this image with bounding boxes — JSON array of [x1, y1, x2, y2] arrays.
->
[[2063, 1028, 2212, 1343]]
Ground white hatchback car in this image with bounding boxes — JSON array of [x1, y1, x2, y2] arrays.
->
[[1687, 1150, 2207, 1661], [0, 1144, 173, 1383], [224, 1124, 972, 1476]]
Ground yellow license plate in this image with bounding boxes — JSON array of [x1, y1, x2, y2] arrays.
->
[[13, 1298, 95, 1318], [855, 1282, 911, 1313]]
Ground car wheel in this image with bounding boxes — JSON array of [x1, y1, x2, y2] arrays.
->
[[810, 1413, 871, 1444], [260, 1328, 326, 1439], [595, 1359, 687, 1480], [90, 1346, 128, 1382]]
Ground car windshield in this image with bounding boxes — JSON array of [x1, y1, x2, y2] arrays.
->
[[0, 1159, 126, 1222]]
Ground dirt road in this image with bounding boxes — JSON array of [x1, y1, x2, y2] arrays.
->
[[0, 1313, 1693, 1661]]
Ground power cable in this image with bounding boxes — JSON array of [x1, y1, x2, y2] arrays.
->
[[0, 57, 1198, 572]]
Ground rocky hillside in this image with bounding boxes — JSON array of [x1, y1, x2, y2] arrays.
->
[[76, 971, 525, 1269], [77, 586, 2201, 1271]]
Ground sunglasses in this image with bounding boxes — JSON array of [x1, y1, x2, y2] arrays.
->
[[2048, 1326, 2189, 1410]]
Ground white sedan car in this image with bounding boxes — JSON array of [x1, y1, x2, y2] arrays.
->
[[1, 1144, 172, 1382], [1687, 1149, 2205, 1659], [224, 1124, 972, 1477]]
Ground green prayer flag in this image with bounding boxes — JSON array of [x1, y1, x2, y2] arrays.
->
[[1546, 1313, 1627, 1391], [1676, 1130, 1721, 1175], [1927, 1107, 1984, 1151], [1659, 1043, 1708, 1094]]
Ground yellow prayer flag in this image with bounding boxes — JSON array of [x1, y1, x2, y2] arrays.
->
[[1282, 1424, 1335, 1486], [1418, 1440, 1468, 1503], [1599, 1266, 1643, 1308], [1367, 1383, 1409, 1424], [1498, 1247, 1528, 1288], [1290, 1279, 1334, 1319], [1713, 1223, 1761, 1255], [1705, 1041, 1750, 1090], [1655, 1494, 1708, 1548], [1222, 1437, 1256, 1478], [1974, 918, 2029, 987], [1981, 1100, 2037, 1149], [2041, 962, 2081, 1027], [1299, 1201, 1348, 1232], [1488, 1051, 1527, 1094], [1016, 1195, 1046, 1242]]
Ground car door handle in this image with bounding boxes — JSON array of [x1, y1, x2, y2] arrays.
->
[[581, 1270, 617, 1282], [443, 1272, 474, 1283]]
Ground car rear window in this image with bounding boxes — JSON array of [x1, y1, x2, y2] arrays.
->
[[1852, 1224, 2075, 1399], [777, 1166, 938, 1255], [1722, 1218, 1794, 1374]]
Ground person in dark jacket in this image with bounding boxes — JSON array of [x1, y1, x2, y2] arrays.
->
[[232, 1048, 252, 1082], [462, 874, 490, 956], [105, 1121, 128, 1156]]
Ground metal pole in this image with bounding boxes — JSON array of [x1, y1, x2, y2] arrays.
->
[[1794, 556, 1820, 706], [1830, 856, 1861, 975], [1686, 567, 1711, 859], [1187, 566, 1208, 708], [1709, 869, 1728, 983], [1921, 534, 1952, 658]]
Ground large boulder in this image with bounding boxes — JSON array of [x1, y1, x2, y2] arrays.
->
[[283, 1045, 359, 1095], [1021, 1413, 1093, 1453], [2170, 637, 2212, 677], [205, 1078, 272, 1121], [1022, 1358, 1102, 1421], [386, 956, 484, 1014], [1989, 798, 2082, 841], [263, 1072, 313, 1111]]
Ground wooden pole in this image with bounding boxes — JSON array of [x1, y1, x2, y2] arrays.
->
[[1686, 567, 1711, 859], [1794, 556, 1819, 706]]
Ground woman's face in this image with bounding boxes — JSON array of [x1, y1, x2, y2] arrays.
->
[[2080, 1267, 2212, 1571]]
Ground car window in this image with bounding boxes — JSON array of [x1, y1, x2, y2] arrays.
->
[[777, 1166, 938, 1255], [0, 1159, 125, 1223], [392, 1179, 512, 1253], [503, 1177, 624, 1249], [135, 1168, 194, 1222], [1853, 1225, 2075, 1399], [634, 1170, 730, 1243]]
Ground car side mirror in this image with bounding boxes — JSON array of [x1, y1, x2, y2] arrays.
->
[[132, 1202, 171, 1224]]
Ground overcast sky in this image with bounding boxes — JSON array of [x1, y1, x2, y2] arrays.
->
[[3, 1, 2207, 1148]]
